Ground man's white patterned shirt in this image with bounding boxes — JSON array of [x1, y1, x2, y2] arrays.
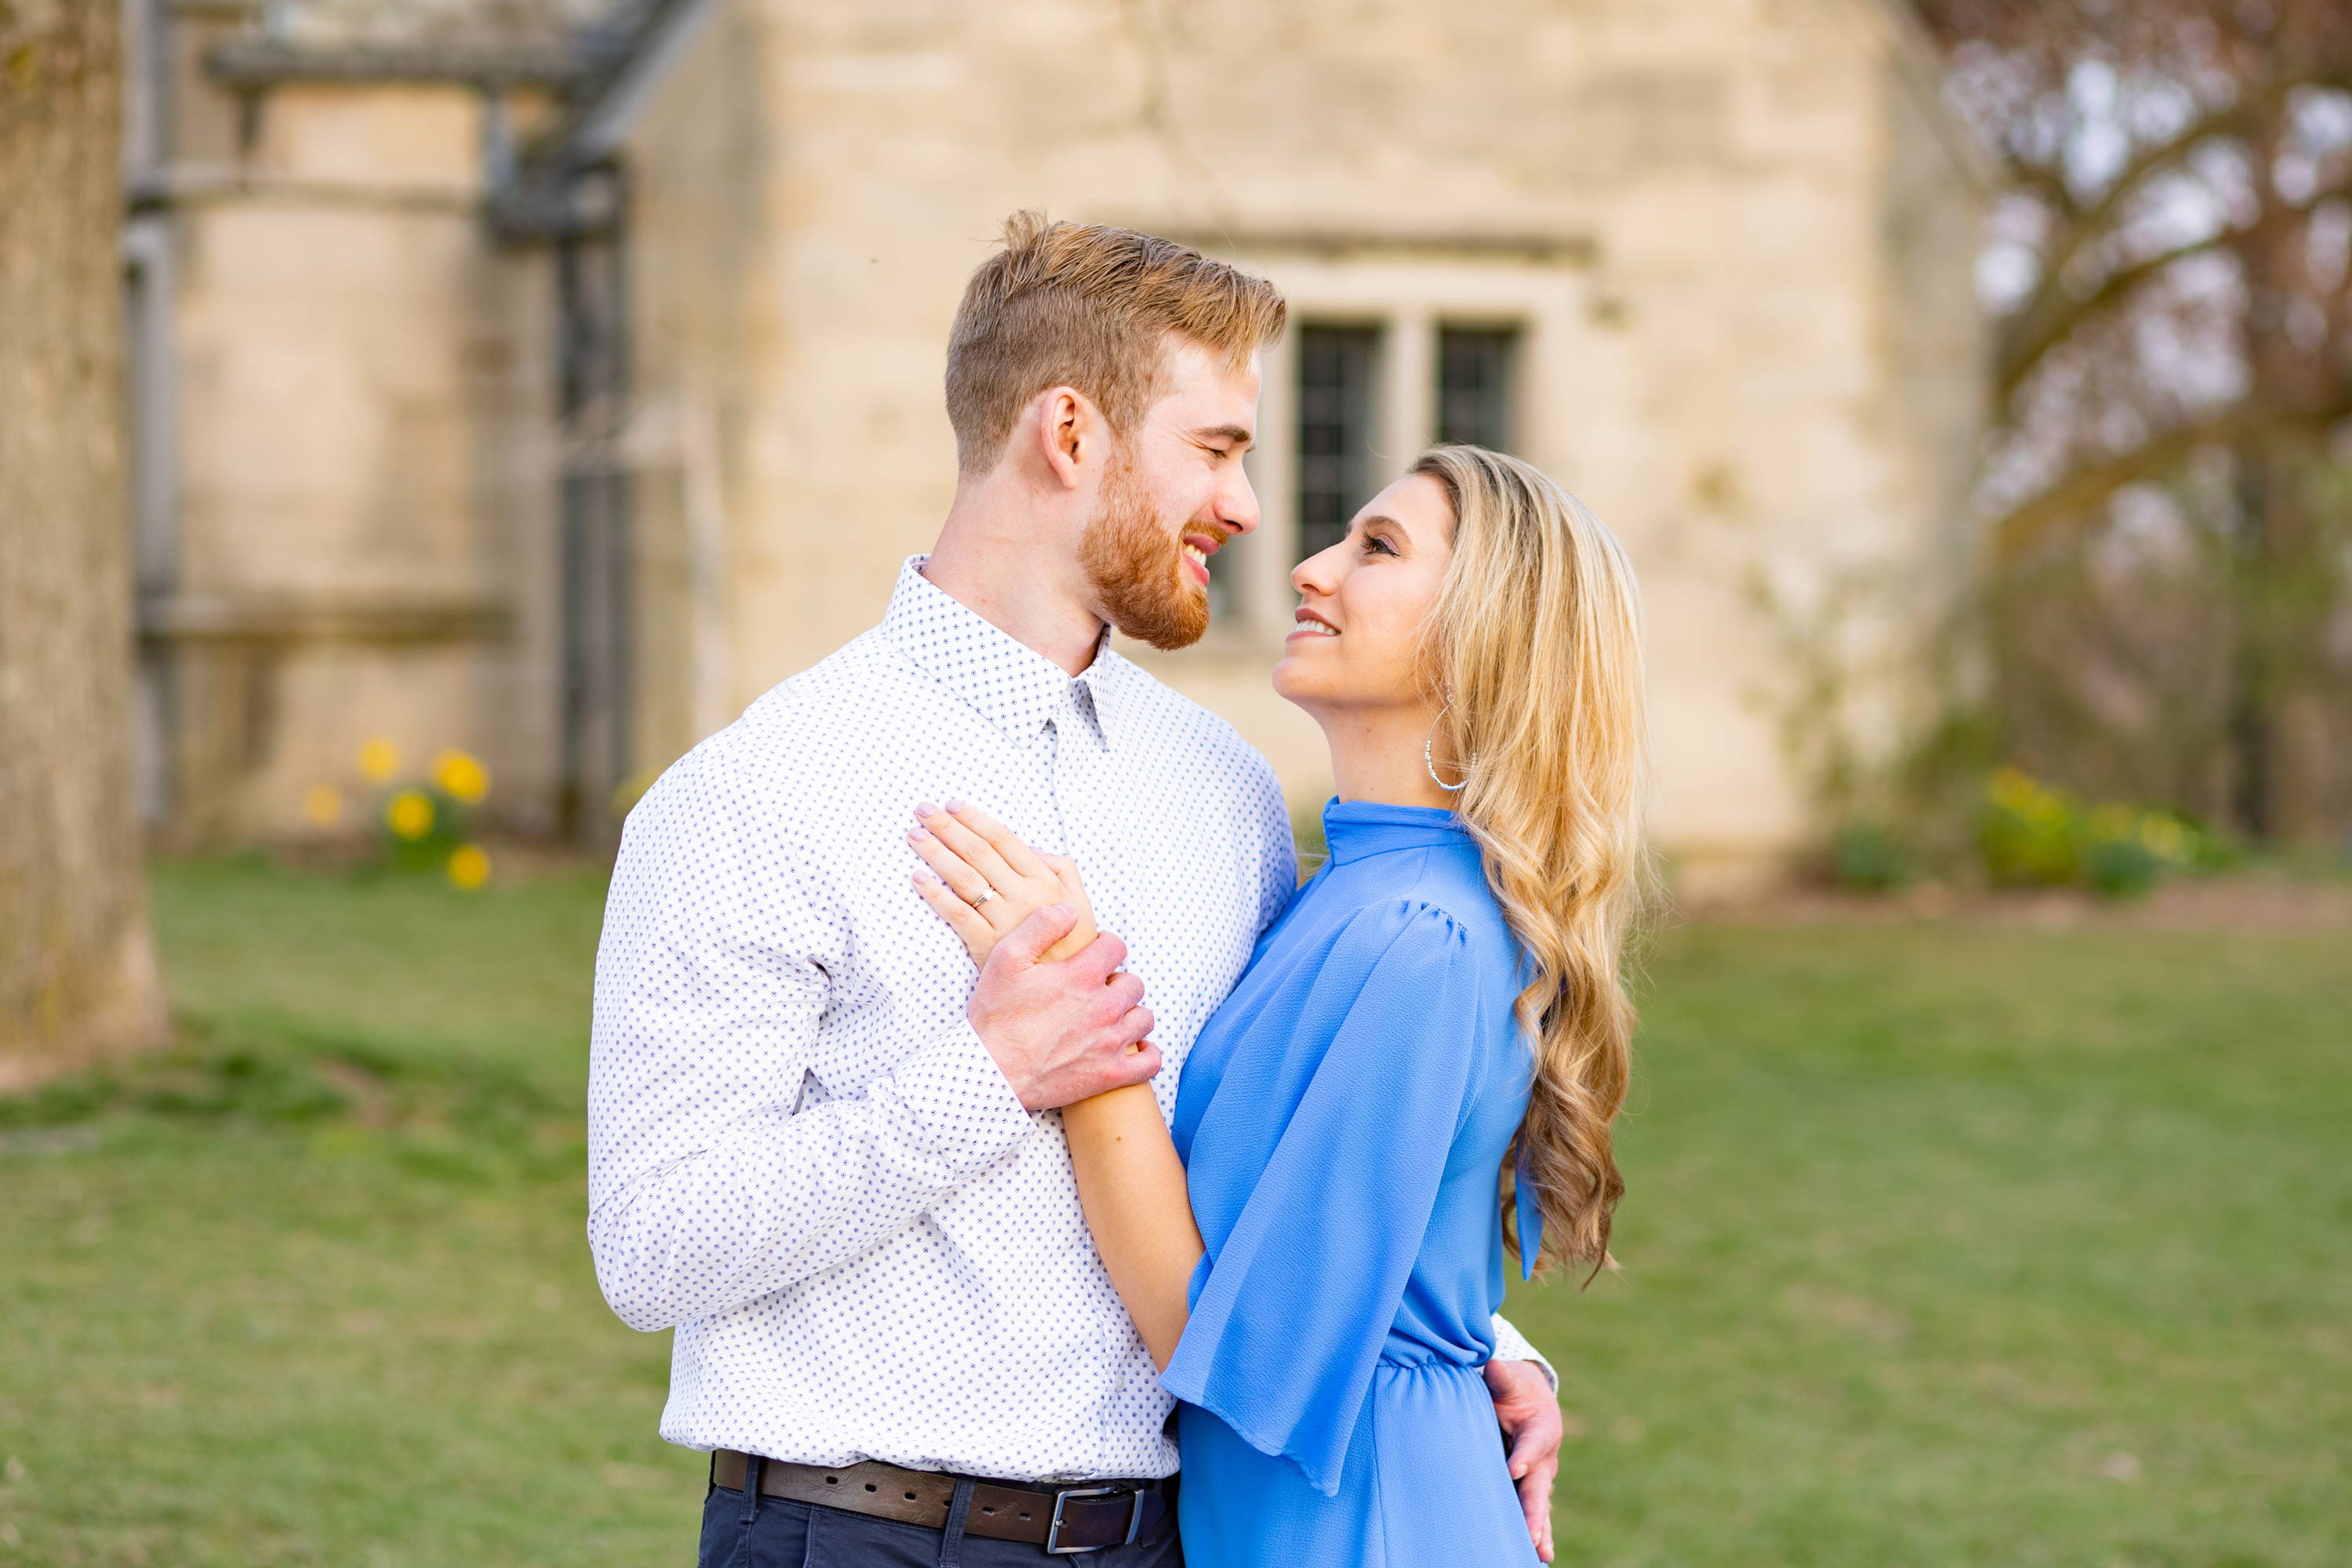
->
[[587, 556, 1544, 1483]]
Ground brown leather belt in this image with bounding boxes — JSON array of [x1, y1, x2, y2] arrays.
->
[[710, 1450, 1170, 1555]]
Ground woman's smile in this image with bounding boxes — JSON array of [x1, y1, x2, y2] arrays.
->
[[1272, 472, 1454, 722]]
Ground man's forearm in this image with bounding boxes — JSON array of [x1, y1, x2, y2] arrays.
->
[[589, 1024, 1033, 1329]]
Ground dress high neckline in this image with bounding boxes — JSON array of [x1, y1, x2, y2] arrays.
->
[[1319, 798, 1475, 866]]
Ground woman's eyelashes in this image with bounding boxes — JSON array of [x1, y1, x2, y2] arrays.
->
[[1361, 531, 1399, 557]]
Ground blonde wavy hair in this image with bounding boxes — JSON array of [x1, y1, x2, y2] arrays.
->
[[1412, 445, 1653, 1277]]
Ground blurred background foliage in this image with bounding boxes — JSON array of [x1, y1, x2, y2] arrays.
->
[[1835, 0, 2352, 893]]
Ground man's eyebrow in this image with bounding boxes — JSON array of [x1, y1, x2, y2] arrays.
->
[[1192, 423, 1255, 451]]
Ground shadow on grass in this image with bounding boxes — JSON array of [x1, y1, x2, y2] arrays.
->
[[0, 1014, 579, 1186]]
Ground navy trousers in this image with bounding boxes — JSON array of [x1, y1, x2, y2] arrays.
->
[[697, 1473, 1183, 1568]]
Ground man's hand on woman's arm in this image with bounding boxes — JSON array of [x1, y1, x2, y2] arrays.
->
[[910, 799, 1161, 1110], [965, 907, 1160, 1109]]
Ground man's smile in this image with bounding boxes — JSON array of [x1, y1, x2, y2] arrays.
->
[[1181, 532, 1223, 585]]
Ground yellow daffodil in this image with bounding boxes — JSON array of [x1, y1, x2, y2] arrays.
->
[[358, 738, 400, 783], [302, 783, 344, 828], [433, 750, 490, 804], [446, 843, 491, 890], [387, 789, 434, 840]]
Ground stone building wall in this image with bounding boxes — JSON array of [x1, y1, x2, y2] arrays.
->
[[612, 0, 1991, 886], [609, 0, 774, 799], [135, 14, 564, 844], [139, 0, 1989, 882]]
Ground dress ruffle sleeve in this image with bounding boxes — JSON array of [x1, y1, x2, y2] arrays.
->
[[1159, 898, 1485, 1496]]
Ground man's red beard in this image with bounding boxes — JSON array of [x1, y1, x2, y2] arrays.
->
[[1080, 452, 1210, 651]]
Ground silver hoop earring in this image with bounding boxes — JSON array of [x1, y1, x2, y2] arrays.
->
[[1425, 704, 1468, 793]]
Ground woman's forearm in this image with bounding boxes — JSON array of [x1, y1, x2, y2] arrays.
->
[[1027, 910, 1201, 1367], [1062, 1082, 1202, 1370]]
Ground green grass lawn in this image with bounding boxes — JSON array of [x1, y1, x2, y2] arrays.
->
[[2, 862, 2347, 1566], [1512, 920, 2351, 1566]]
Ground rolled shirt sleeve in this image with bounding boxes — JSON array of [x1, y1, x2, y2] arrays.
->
[[1489, 1313, 1558, 1393]]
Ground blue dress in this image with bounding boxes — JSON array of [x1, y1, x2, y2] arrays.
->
[[1162, 800, 1542, 1567]]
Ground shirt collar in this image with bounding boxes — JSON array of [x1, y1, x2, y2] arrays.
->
[[881, 556, 1115, 751]]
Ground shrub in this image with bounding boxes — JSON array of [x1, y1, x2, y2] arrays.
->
[[1980, 768, 2083, 887], [1831, 821, 1919, 891], [1978, 769, 2208, 898]]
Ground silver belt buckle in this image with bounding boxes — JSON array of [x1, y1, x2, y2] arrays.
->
[[1044, 1483, 1144, 1554]]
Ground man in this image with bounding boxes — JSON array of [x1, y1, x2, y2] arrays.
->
[[589, 214, 1563, 1567]]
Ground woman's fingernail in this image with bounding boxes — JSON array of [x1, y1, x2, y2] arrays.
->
[[913, 870, 936, 886], [946, 799, 967, 813], [908, 826, 930, 840], [914, 802, 935, 818]]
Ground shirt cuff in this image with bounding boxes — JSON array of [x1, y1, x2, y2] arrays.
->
[[888, 1016, 1040, 1175], [1490, 1312, 1558, 1393]]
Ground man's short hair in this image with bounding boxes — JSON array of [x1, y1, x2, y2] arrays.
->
[[945, 213, 1287, 474]]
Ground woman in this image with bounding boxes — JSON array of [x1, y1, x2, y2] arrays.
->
[[906, 445, 1649, 1566]]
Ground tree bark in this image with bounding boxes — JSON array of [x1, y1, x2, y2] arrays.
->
[[0, 0, 170, 1087], [2224, 72, 2342, 848]]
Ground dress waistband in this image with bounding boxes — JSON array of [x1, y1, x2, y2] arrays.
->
[[1372, 1352, 1485, 1374]]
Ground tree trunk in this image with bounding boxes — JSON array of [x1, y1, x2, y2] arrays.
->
[[2220, 82, 2339, 848], [0, 0, 170, 1088], [2225, 439, 2285, 842]]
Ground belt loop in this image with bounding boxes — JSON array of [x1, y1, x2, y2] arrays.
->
[[936, 1475, 977, 1568], [738, 1451, 764, 1526]]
